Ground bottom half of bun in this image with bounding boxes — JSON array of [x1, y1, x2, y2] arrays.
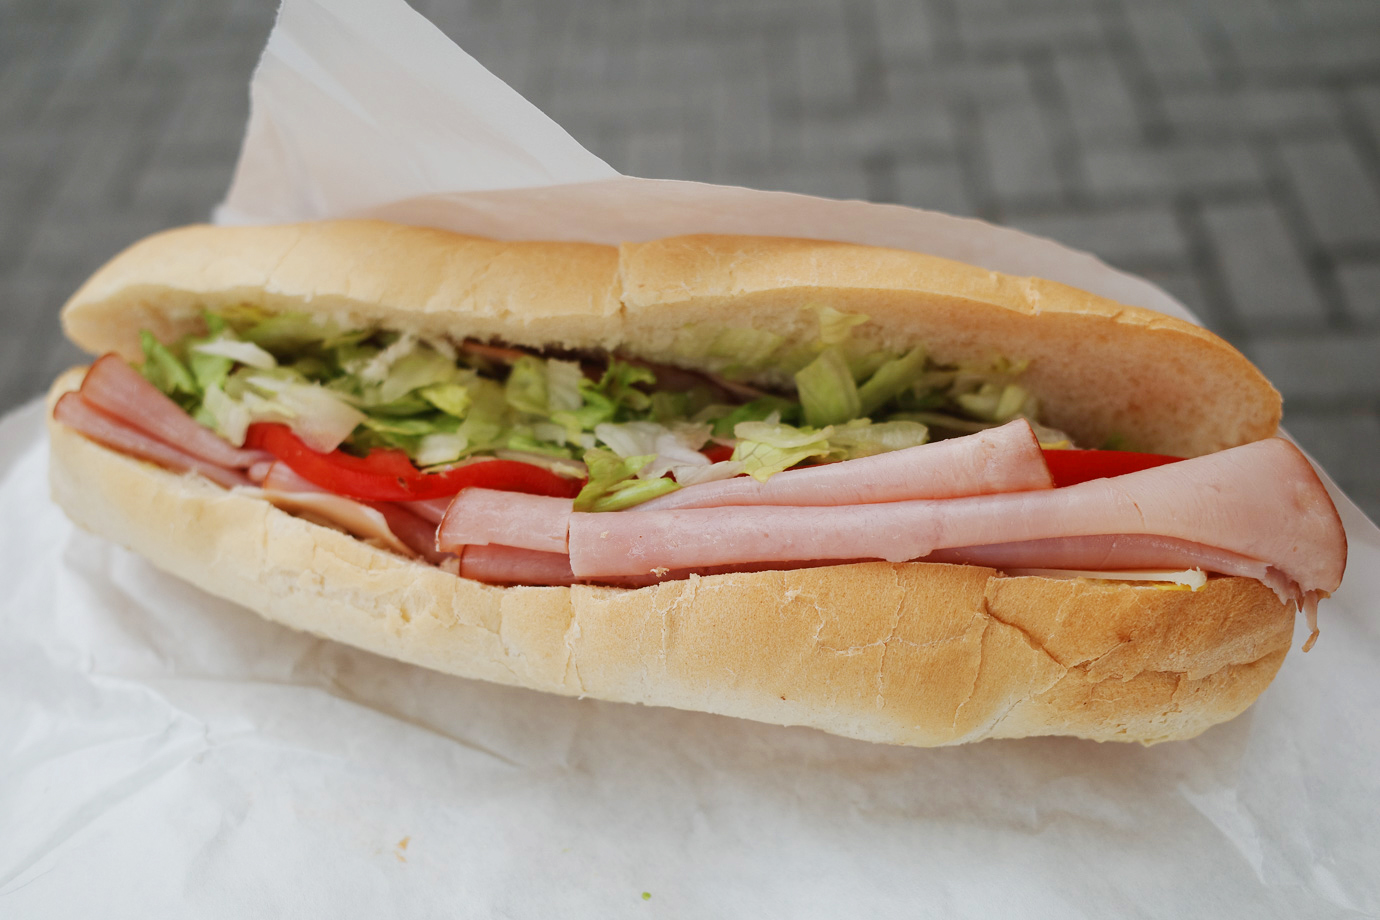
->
[[45, 371, 1294, 747]]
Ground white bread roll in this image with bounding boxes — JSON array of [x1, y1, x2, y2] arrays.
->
[[50, 221, 1297, 746], [63, 221, 1280, 457]]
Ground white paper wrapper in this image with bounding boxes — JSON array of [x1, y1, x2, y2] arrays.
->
[[5, 0, 1378, 914]]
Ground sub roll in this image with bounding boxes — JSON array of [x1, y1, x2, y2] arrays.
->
[[46, 220, 1346, 747]]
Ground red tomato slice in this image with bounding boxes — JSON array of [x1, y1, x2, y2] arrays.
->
[[700, 443, 735, 463], [245, 423, 585, 502], [1041, 448, 1183, 488]]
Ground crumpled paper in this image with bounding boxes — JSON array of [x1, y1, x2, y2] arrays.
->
[[3, 0, 1378, 915]]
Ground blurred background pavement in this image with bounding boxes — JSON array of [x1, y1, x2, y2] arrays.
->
[[2, 0, 1377, 519]]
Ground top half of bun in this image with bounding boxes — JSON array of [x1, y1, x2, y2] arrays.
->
[[60, 220, 1280, 458]]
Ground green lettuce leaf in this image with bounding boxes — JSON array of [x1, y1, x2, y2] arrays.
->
[[420, 382, 472, 417], [794, 347, 861, 427], [816, 305, 869, 346], [238, 312, 351, 352], [731, 420, 833, 481], [139, 330, 198, 399], [504, 355, 549, 415], [545, 360, 586, 413], [857, 346, 926, 415], [573, 449, 680, 512], [708, 326, 784, 369], [828, 419, 930, 459], [375, 348, 459, 404], [708, 395, 800, 438]]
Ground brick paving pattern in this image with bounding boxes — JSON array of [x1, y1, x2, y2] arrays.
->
[[2, 0, 1377, 519]]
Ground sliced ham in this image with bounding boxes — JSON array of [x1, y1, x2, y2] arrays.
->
[[924, 536, 1322, 650], [79, 355, 268, 468], [258, 490, 415, 560], [247, 460, 274, 484], [920, 535, 1276, 584], [404, 497, 451, 525], [455, 545, 862, 589], [618, 355, 770, 402], [459, 545, 579, 587], [456, 534, 1275, 592], [567, 438, 1346, 600], [261, 460, 323, 493], [458, 341, 534, 364], [54, 392, 251, 490], [374, 504, 452, 565], [261, 462, 447, 563], [636, 418, 1052, 511], [436, 489, 572, 555]]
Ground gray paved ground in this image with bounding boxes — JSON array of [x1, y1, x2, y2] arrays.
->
[[3, 0, 1378, 519]]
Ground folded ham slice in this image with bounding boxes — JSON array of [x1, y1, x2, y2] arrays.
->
[[567, 438, 1346, 601], [404, 497, 451, 525], [54, 392, 251, 490], [435, 420, 1052, 552], [375, 504, 452, 565], [80, 355, 268, 468], [261, 462, 448, 563], [458, 545, 579, 587], [920, 535, 1278, 585], [456, 544, 864, 590], [437, 490, 572, 555], [637, 418, 1051, 511], [456, 533, 1279, 595]]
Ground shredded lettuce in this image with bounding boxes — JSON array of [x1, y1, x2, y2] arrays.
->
[[550, 360, 655, 434], [708, 326, 783, 369], [828, 419, 930, 458], [504, 356, 549, 416], [243, 375, 366, 452], [505, 429, 574, 458], [857, 346, 926, 416], [201, 383, 251, 445], [140, 331, 197, 399], [358, 332, 419, 384], [415, 432, 469, 467], [592, 420, 663, 459], [573, 449, 680, 512], [731, 421, 834, 480], [594, 419, 714, 482], [794, 347, 861, 427], [359, 416, 439, 436], [705, 395, 799, 438], [189, 347, 233, 394], [191, 336, 276, 370], [239, 312, 360, 352], [545, 360, 586, 413], [816, 306, 869, 346], [955, 382, 1034, 423], [374, 348, 459, 405], [420, 382, 472, 418], [126, 306, 1064, 507]]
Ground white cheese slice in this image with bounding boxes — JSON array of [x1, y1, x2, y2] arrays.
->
[[1000, 568, 1208, 590]]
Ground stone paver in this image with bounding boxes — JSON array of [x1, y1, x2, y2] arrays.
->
[[1008, 205, 1188, 267], [3, 0, 1378, 521], [1248, 334, 1380, 403], [1337, 264, 1380, 327], [1083, 142, 1265, 198], [1279, 138, 1380, 250], [1202, 200, 1330, 329], [1161, 86, 1338, 139]]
